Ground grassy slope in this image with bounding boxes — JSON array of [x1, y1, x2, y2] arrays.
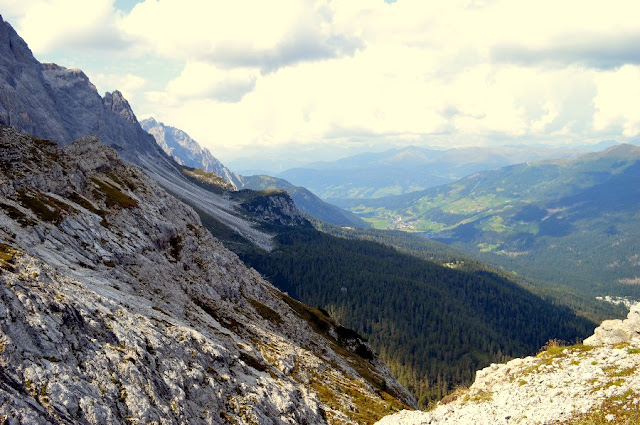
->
[[339, 145, 640, 313]]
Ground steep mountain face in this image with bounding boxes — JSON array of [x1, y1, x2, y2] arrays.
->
[[240, 175, 370, 228], [0, 16, 167, 166], [140, 117, 241, 189], [0, 127, 415, 424], [377, 304, 640, 424], [342, 145, 640, 319], [0, 15, 279, 250], [280, 145, 584, 201]]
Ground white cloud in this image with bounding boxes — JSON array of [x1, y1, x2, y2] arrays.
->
[[122, 0, 361, 71], [4, 0, 640, 160], [166, 62, 257, 102], [4, 0, 129, 54], [594, 65, 640, 138]]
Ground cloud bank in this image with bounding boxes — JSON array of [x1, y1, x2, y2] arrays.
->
[[2, 0, 640, 160]]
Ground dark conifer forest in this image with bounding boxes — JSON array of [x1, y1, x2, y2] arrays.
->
[[239, 227, 595, 406]]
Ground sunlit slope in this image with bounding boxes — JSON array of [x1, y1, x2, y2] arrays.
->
[[343, 145, 640, 300]]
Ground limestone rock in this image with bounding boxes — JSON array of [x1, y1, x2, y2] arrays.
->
[[584, 303, 640, 346], [141, 117, 242, 189], [377, 303, 640, 425], [0, 127, 415, 424]]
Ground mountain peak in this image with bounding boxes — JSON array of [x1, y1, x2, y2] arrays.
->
[[598, 143, 640, 159], [103, 90, 137, 124], [141, 116, 159, 127], [0, 15, 38, 68], [141, 117, 241, 188]]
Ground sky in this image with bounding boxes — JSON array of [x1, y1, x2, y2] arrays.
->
[[1, 0, 640, 168]]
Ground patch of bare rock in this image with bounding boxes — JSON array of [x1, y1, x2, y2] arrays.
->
[[377, 304, 640, 425]]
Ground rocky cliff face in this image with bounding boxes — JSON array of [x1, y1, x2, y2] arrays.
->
[[377, 305, 640, 425], [0, 15, 280, 250], [238, 190, 309, 228], [0, 127, 415, 424], [140, 117, 241, 189], [0, 16, 167, 166]]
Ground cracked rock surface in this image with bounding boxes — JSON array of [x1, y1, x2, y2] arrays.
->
[[377, 305, 640, 425], [0, 127, 414, 424]]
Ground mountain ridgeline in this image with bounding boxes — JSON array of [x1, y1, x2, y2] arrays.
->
[[279, 145, 584, 201], [339, 145, 640, 319], [140, 117, 242, 189]]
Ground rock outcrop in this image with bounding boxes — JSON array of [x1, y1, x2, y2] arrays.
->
[[0, 127, 415, 424], [0, 15, 279, 250], [140, 117, 242, 189], [239, 175, 371, 228], [584, 303, 640, 346], [0, 16, 168, 166], [376, 304, 640, 425]]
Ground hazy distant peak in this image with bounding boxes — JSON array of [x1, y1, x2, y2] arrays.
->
[[599, 142, 640, 158], [141, 116, 160, 127], [140, 117, 240, 189]]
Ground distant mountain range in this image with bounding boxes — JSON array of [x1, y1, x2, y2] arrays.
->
[[279, 145, 586, 200], [340, 144, 640, 312], [138, 117, 370, 228], [140, 117, 242, 189], [240, 175, 370, 228]]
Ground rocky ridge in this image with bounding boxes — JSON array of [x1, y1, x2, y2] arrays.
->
[[0, 127, 415, 424], [140, 118, 368, 228], [239, 175, 370, 228], [0, 15, 279, 250], [376, 304, 640, 424], [140, 117, 241, 190]]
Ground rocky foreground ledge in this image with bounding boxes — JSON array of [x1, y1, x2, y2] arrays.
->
[[0, 128, 414, 424], [377, 304, 640, 424]]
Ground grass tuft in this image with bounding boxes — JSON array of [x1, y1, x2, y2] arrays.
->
[[91, 177, 138, 209]]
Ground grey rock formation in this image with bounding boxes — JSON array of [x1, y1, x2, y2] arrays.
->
[[584, 303, 640, 346], [140, 117, 241, 189], [240, 175, 370, 228], [239, 191, 309, 227], [0, 15, 167, 166], [0, 15, 277, 250], [0, 127, 415, 424], [0, 16, 68, 143], [376, 303, 640, 425]]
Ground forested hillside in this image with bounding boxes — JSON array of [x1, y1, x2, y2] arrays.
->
[[238, 227, 594, 406], [338, 145, 640, 311], [240, 174, 369, 228], [317, 223, 627, 323]]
